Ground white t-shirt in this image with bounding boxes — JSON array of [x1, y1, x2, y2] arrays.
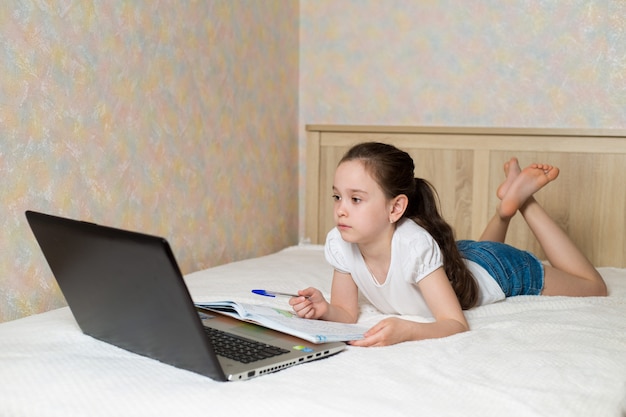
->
[[324, 219, 505, 318]]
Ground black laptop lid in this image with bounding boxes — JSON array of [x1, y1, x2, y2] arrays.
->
[[25, 210, 227, 381]]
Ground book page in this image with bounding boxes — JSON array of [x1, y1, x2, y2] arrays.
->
[[196, 301, 368, 343], [243, 303, 368, 341]]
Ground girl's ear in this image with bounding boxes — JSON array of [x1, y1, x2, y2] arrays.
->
[[389, 195, 408, 223]]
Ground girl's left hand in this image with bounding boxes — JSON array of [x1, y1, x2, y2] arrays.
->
[[348, 317, 418, 347]]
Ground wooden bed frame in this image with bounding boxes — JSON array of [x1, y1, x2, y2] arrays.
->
[[305, 125, 626, 267]]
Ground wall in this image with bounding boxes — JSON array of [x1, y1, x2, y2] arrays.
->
[[298, 0, 626, 238], [300, 0, 625, 128], [0, 0, 299, 322]]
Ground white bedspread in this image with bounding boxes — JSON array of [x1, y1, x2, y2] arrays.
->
[[2, 245, 625, 417]]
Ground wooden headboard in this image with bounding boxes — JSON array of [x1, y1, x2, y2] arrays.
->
[[305, 125, 626, 267]]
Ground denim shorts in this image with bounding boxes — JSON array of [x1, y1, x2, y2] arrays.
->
[[457, 240, 544, 296]]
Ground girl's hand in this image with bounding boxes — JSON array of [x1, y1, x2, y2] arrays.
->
[[348, 318, 418, 347], [289, 287, 329, 320]]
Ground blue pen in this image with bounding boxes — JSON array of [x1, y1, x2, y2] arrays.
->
[[252, 289, 307, 298]]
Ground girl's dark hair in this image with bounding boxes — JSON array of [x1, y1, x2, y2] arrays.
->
[[340, 142, 478, 309]]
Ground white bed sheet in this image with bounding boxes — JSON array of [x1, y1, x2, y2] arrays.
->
[[1, 245, 625, 417]]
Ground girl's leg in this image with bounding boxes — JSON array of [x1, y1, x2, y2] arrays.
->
[[478, 158, 520, 243], [480, 159, 606, 296], [478, 213, 511, 243], [519, 196, 607, 296], [480, 158, 560, 243]]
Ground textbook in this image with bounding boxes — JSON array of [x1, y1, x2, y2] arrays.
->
[[194, 301, 368, 344]]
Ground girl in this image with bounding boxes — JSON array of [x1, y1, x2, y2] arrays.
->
[[290, 142, 607, 347]]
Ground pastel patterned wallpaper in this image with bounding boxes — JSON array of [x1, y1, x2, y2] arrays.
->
[[300, 0, 626, 128], [0, 1, 299, 322]]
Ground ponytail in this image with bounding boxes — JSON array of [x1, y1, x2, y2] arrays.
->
[[408, 178, 478, 310]]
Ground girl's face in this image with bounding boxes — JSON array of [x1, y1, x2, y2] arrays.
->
[[332, 160, 394, 246]]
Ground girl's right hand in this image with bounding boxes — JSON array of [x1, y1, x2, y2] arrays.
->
[[289, 287, 328, 320]]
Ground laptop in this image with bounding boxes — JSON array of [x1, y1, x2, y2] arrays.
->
[[25, 210, 345, 381]]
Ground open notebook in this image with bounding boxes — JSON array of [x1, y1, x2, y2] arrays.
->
[[195, 301, 368, 343]]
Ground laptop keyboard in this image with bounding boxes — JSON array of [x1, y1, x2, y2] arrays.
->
[[204, 327, 290, 364]]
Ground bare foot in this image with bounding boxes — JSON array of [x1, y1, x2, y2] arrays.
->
[[496, 157, 521, 200], [498, 163, 560, 218]]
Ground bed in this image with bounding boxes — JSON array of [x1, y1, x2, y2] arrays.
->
[[2, 125, 626, 417]]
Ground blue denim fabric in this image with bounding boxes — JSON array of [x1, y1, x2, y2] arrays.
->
[[457, 240, 544, 296]]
